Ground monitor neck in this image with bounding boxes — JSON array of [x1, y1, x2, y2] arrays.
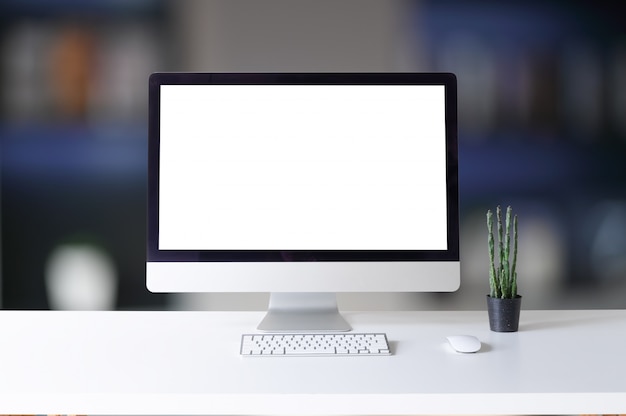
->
[[257, 292, 351, 332]]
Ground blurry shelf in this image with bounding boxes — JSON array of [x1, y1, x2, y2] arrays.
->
[[0, 0, 165, 18], [459, 139, 626, 196], [0, 124, 147, 182]]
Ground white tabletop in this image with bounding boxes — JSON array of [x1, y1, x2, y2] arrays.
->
[[1, 309, 625, 414]]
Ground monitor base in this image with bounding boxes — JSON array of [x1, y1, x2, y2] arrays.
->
[[257, 292, 351, 332]]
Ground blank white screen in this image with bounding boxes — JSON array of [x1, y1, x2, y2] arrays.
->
[[159, 84, 448, 250]]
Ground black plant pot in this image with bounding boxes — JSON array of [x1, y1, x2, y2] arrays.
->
[[486, 295, 522, 332]]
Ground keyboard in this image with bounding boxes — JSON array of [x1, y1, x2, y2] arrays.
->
[[240, 332, 391, 356]]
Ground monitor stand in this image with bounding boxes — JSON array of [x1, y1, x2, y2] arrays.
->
[[257, 292, 352, 332]]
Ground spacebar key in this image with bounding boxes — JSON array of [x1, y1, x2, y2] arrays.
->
[[285, 348, 336, 355]]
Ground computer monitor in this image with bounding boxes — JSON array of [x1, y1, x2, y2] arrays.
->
[[147, 73, 459, 331]]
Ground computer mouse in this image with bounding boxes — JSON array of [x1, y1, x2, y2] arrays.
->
[[446, 335, 481, 353]]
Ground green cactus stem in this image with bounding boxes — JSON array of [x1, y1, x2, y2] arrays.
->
[[486, 210, 498, 298], [487, 205, 519, 299]]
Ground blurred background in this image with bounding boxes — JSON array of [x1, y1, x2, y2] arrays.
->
[[0, 0, 625, 311]]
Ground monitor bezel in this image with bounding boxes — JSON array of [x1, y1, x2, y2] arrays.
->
[[147, 72, 459, 264]]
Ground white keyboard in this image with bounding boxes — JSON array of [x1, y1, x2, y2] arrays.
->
[[240, 332, 391, 356]]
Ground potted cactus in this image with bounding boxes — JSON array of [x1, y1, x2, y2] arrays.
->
[[486, 205, 522, 332]]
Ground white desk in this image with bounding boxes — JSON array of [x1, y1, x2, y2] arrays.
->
[[1, 309, 625, 414]]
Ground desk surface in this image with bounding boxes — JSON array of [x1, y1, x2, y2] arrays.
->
[[1, 309, 625, 414]]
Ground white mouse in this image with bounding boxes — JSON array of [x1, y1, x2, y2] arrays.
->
[[446, 335, 481, 353]]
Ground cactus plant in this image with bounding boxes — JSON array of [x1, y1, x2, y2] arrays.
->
[[486, 205, 518, 299]]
